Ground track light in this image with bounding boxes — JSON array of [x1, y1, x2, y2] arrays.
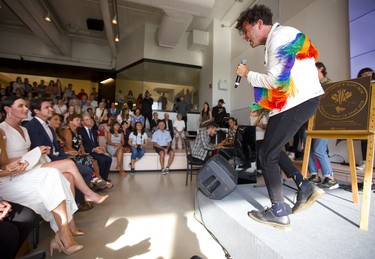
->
[[100, 78, 114, 84], [115, 34, 119, 42], [112, 15, 117, 24], [45, 12, 51, 22]]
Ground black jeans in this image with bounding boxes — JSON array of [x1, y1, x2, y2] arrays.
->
[[258, 97, 320, 204]]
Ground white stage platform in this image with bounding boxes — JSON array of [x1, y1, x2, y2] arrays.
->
[[195, 182, 375, 259]]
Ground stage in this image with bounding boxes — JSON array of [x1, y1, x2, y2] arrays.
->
[[194, 181, 375, 259]]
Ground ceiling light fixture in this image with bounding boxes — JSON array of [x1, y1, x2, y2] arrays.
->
[[112, 15, 117, 25], [112, 0, 119, 43], [45, 12, 51, 22], [100, 78, 114, 84]]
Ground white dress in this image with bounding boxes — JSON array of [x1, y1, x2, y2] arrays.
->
[[106, 133, 122, 156], [0, 121, 77, 232]]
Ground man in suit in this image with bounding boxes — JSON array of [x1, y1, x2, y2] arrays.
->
[[162, 113, 174, 140], [79, 114, 112, 182], [25, 98, 94, 211], [150, 112, 160, 134]]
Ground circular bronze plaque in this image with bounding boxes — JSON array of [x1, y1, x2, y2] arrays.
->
[[318, 81, 369, 121]]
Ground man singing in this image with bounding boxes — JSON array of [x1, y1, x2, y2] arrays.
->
[[235, 4, 325, 229]]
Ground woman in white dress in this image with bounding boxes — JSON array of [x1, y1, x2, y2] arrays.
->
[[106, 121, 126, 177], [0, 97, 108, 207], [0, 130, 83, 256]]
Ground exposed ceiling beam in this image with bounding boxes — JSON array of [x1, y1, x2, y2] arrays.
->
[[3, 0, 71, 56], [99, 0, 117, 60]]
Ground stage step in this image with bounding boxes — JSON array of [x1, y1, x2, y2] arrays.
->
[[195, 182, 375, 259]]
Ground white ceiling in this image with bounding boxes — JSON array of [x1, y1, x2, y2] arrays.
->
[[0, 0, 258, 59]]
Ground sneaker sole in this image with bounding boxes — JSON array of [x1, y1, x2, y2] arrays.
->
[[328, 183, 339, 190], [247, 212, 291, 231], [293, 188, 325, 214]]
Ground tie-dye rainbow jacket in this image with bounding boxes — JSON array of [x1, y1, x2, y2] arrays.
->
[[247, 23, 324, 117]]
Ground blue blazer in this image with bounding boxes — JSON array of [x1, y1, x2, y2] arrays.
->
[[24, 117, 66, 161]]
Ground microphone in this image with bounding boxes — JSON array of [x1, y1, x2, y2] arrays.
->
[[234, 59, 248, 88]]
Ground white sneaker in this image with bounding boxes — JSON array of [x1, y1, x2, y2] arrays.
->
[[245, 167, 256, 173], [356, 162, 366, 170], [288, 152, 295, 160], [165, 167, 170, 174], [161, 168, 167, 175]]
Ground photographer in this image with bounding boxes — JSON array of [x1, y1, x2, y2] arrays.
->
[[128, 122, 148, 174]]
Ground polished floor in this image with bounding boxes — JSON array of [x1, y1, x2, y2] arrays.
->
[[35, 170, 228, 259], [31, 160, 374, 259]]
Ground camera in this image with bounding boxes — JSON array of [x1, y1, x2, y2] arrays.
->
[[136, 144, 142, 152]]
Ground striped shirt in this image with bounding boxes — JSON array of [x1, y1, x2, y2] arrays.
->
[[192, 128, 217, 161]]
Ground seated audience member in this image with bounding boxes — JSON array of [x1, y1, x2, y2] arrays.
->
[[95, 101, 106, 123], [220, 117, 238, 146], [121, 121, 132, 153], [54, 98, 67, 116], [150, 111, 160, 134], [173, 113, 186, 149], [131, 108, 145, 129], [0, 199, 36, 259], [192, 122, 223, 163], [82, 100, 95, 114], [108, 102, 120, 122], [117, 103, 133, 124], [128, 122, 148, 174], [25, 98, 107, 211], [106, 121, 126, 177], [199, 102, 212, 127], [79, 114, 113, 184], [162, 113, 174, 140], [152, 120, 174, 174], [218, 117, 238, 160], [0, 128, 87, 256], [64, 105, 77, 126], [86, 107, 95, 119], [99, 108, 110, 132], [59, 114, 109, 189]]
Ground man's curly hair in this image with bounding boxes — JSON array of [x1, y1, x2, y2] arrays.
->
[[235, 4, 273, 32]]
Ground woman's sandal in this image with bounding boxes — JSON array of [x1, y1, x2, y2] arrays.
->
[[106, 181, 114, 189], [93, 179, 106, 189], [72, 229, 84, 236]]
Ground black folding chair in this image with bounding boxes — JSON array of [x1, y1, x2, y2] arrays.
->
[[184, 138, 204, 185]]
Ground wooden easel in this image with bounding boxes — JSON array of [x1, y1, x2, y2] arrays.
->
[[301, 80, 374, 230]]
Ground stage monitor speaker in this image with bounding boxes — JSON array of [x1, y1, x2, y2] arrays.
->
[[197, 155, 238, 200]]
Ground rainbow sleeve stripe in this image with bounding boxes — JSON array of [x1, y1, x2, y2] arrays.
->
[[255, 33, 319, 111], [250, 87, 268, 110]]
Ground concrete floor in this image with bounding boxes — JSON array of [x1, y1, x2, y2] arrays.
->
[[34, 171, 227, 259]]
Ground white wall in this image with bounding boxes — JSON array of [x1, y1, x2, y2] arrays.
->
[[212, 19, 232, 111], [143, 24, 202, 67], [229, 0, 350, 125], [199, 23, 214, 110], [116, 24, 146, 70]]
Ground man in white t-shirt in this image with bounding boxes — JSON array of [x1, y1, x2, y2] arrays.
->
[[173, 113, 185, 149]]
